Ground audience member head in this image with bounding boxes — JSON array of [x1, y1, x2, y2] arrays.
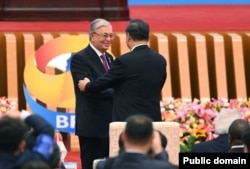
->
[[214, 108, 242, 135], [125, 19, 149, 49], [21, 161, 51, 169], [228, 119, 249, 146], [121, 115, 153, 152], [0, 116, 27, 154], [118, 129, 168, 155], [89, 18, 113, 53], [242, 126, 250, 153]]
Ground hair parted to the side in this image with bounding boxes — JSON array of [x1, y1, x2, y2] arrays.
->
[[125, 114, 153, 145], [125, 19, 150, 41], [214, 108, 242, 135], [89, 18, 112, 33]]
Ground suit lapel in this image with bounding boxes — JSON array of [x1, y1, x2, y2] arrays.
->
[[86, 46, 107, 73]]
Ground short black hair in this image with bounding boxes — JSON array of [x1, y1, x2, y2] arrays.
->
[[242, 125, 250, 149], [229, 119, 249, 141], [0, 116, 27, 153], [125, 115, 153, 145], [125, 19, 150, 41]]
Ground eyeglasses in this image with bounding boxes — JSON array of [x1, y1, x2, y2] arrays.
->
[[94, 32, 114, 40]]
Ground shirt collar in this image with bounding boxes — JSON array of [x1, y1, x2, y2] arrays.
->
[[231, 145, 244, 149], [90, 43, 104, 57], [125, 149, 147, 154], [131, 44, 147, 51]]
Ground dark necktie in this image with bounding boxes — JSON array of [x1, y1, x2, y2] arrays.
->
[[100, 54, 109, 71]]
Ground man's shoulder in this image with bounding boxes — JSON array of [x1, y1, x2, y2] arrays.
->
[[96, 155, 175, 169], [72, 46, 89, 56]]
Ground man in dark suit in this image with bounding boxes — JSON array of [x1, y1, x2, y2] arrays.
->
[[191, 108, 242, 153], [70, 18, 114, 169], [227, 119, 249, 153], [79, 19, 167, 122], [96, 115, 175, 169]]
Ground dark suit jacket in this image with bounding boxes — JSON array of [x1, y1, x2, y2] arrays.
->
[[86, 45, 167, 121], [70, 45, 114, 138], [96, 152, 174, 169], [191, 134, 230, 153]]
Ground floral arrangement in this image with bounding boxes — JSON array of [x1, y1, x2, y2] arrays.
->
[[161, 97, 250, 152], [0, 96, 17, 118]]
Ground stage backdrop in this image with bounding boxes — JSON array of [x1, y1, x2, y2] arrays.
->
[[0, 32, 250, 133]]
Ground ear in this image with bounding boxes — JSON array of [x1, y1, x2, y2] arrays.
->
[[126, 32, 131, 40], [149, 133, 154, 145], [14, 140, 26, 155], [244, 145, 250, 153], [19, 140, 26, 152], [121, 131, 126, 142]]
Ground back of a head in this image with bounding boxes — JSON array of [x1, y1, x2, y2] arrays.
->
[[242, 126, 250, 152], [125, 115, 153, 145], [214, 108, 242, 135], [228, 119, 249, 141], [89, 18, 112, 33], [0, 116, 26, 153], [125, 19, 149, 41]]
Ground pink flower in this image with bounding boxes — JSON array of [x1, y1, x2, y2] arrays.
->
[[161, 97, 250, 152]]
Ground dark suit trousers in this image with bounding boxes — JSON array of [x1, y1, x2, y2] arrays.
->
[[79, 136, 109, 169]]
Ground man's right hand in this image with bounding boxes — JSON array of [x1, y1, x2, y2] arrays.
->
[[78, 77, 90, 91]]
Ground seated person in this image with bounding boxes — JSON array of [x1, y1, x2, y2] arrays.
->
[[242, 125, 250, 153], [96, 114, 175, 169], [191, 108, 242, 152], [227, 119, 249, 153], [118, 130, 168, 159], [0, 110, 63, 169]]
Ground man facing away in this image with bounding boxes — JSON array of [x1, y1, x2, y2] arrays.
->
[[96, 114, 175, 169], [242, 125, 250, 153], [70, 18, 114, 169], [78, 19, 167, 122], [227, 119, 249, 153]]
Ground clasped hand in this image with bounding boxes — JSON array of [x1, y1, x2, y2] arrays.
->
[[78, 77, 90, 91]]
